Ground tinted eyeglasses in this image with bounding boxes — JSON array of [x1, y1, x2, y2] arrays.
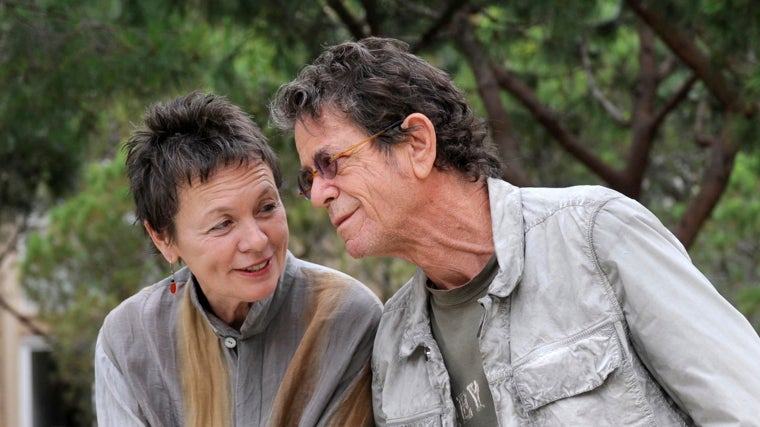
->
[[297, 119, 403, 199]]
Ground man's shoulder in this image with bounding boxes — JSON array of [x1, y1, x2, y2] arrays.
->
[[516, 184, 627, 227], [374, 278, 420, 346], [520, 184, 623, 206], [380, 276, 418, 314], [488, 179, 627, 223]]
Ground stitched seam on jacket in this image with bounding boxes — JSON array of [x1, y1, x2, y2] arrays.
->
[[588, 198, 660, 424], [522, 200, 590, 232], [587, 197, 626, 321]]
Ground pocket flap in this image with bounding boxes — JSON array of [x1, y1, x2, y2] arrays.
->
[[513, 323, 622, 410]]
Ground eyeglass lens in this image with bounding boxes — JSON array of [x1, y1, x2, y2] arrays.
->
[[298, 152, 336, 198], [298, 119, 403, 199]]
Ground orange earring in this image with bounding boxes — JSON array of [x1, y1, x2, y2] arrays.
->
[[169, 261, 177, 294]]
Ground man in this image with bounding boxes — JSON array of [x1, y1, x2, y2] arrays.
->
[[270, 37, 760, 426]]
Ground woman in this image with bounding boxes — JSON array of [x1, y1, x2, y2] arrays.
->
[[94, 91, 382, 426]]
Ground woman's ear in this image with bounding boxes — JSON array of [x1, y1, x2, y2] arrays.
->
[[401, 113, 437, 179], [144, 220, 178, 264]]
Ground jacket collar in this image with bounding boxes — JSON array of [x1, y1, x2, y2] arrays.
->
[[399, 268, 436, 357], [487, 178, 525, 298], [399, 178, 525, 356]]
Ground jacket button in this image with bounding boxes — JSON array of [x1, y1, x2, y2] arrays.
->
[[223, 337, 237, 349]]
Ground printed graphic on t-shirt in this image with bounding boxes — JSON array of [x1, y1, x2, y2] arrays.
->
[[454, 379, 489, 424]]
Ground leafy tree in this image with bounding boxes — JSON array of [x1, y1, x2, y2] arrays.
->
[[249, 0, 760, 321], [236, 0, 760, 321], [181, 0, 760, 308], [13, 0, 760, 422], [12, 3, 409, 423], [691, 152, 760, 329], [22, 153, 159, 424], [5, 1, 290, 422], [1, 0, 212, 280]]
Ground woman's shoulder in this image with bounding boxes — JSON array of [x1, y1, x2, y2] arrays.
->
[[286, 254, 382, 312], [99, 275, 183, 348]]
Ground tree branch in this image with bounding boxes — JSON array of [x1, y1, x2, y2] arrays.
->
[[327, 0, 368, 39], [580, 37, 629, 126], [0, 218, 47, 336], [652, 73, 698, 130], [623, 21, 659, 198], [489, 60, 625, 189], [625, 0, 750, 116], [360, 0, 382, 35], [0, 215, 26, 265], [411, 0, 470, 52], [626, 0, 750, 249], [0, 295, 48, 337], [673, 120, 739, 248], [451, 11, 531, 186]]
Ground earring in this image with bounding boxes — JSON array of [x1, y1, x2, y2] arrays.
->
[[169, 261, 177, 294]]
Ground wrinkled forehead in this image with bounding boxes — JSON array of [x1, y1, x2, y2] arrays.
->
[[176, 158, 270, 189], [294, 109, 359, 157], [295, 106, 354, 135]]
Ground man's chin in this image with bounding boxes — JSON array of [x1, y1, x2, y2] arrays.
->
[[343, 237, 369, 259]]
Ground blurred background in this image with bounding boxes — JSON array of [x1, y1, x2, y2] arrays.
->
[[1, 0, 758, 425]]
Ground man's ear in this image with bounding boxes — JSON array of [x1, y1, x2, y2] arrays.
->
[[401, 113, 437, 179], [144, 220, 178, 264]]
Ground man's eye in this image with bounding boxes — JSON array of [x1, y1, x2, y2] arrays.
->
[[259, 202, 279, 215], [316, 153, 333, 170]]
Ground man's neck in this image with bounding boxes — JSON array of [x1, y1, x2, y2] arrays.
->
[[401, 177, 494, 290]]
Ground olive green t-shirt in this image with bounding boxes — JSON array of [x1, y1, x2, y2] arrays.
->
[[427, 255, 499, 426]]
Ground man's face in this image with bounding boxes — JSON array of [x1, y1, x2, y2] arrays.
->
[[294, 110, 412, 258]]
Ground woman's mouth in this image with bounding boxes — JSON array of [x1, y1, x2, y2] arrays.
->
[[242, 259, 269, 272]]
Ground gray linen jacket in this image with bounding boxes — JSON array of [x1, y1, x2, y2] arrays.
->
[[95, 251, 382, 426], [372, 178, 760, 426]]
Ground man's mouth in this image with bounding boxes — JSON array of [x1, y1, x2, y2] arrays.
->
[[332, 209, 354, 229]]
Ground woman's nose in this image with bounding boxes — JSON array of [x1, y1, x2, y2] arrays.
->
[[237, 219, 267, 252]]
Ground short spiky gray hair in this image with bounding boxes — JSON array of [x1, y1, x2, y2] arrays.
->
[[125, 91, 281, 241]]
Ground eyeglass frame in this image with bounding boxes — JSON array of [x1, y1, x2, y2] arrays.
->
[[297, 119, 404, 199]]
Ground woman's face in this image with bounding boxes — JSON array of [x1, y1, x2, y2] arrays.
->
[[148, 162, 289, 321]]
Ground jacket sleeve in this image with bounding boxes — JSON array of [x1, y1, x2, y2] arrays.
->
[[592, 196, 760, 425], [94, 329, 147, 426]]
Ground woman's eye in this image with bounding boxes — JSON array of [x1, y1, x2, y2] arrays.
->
[[211, 220, 232, 231]]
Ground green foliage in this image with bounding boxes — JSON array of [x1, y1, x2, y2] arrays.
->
[[1, 2, 85, 215], [22, 153, 161, 424], [11, 2, 349, 423], [690, 152, 760, 329], [11, 0, 760, 422], [481, 0, 759, 329], [1, 0, 216, 218]]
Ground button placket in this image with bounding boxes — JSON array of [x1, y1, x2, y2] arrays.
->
[[223, 336, 237, 349]]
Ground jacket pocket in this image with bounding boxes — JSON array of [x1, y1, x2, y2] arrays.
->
[[511, 322, 655, 426], [512, 322, 622, 410]]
